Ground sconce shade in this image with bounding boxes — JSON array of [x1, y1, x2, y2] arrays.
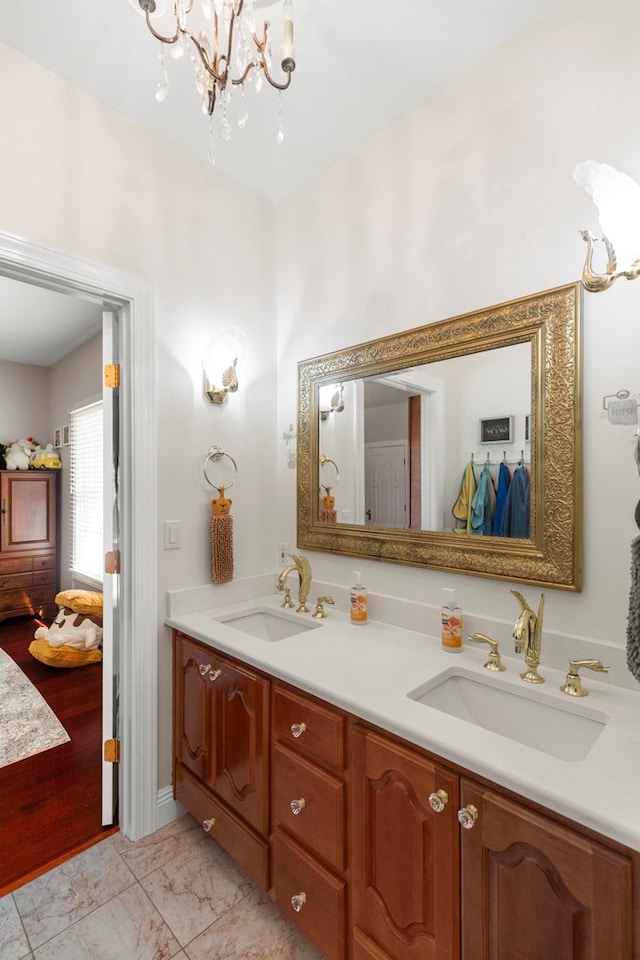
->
[[574, 160, 640, 292], [203, 328, 248, 405]]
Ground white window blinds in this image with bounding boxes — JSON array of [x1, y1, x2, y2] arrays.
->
[[69, 399, 103, 585]]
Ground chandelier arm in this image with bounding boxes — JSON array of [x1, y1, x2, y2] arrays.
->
[[143, 7, 180, 44], [261, 59, 294, 91], [231, 61, 259, 85]]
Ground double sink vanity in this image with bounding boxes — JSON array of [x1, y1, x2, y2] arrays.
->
[[167, 585, 640, 960]]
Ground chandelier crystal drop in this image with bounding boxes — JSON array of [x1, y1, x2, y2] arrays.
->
[[137, 0, 295, 146]]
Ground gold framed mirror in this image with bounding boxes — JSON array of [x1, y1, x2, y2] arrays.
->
[[297, 282, 582, 591]]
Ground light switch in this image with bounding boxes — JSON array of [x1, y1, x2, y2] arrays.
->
[[164, 520, 181, 550]]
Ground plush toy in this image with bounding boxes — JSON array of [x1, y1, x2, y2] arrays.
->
[[34, 606, 103, 650], [5, 438, 37, 470], [31, 443, 61, 470], [0, 443, 6, 470]]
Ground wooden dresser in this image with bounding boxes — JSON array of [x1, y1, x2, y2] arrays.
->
[[0, 470, 58, 623]]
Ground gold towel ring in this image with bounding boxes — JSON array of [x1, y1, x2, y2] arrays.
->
[[203, 445, 238, 492], [319, 454, 340, 494]]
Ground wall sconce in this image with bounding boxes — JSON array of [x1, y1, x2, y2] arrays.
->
[[319, 383, 344, 421], [203, 328, 248, 405], [574, 160, 640, 292]]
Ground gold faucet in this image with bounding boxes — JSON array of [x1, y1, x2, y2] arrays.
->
[[277, 554, 312, 614], [511, 590, 545, 683]]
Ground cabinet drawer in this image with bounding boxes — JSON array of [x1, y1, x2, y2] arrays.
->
[[33, 555, 56, 572], [33, 571, 55, 586], [175, 764, 270, 890], [272, 828, 346, 960], [273, 684, 346, 772], [0, 571, 32, 591], [0, 587, 39, 613], [0, 557, 32, 575], [272, 742, 345, 871]]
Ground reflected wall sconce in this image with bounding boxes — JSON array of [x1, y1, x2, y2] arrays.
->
[[203, 327, 248, 405], [574, 160, 640, 292], [319, 383, 344, 421]]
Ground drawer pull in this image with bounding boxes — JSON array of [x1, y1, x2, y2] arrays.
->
[[428, 789, 449, 813], [290, 891, 307, 913], [202, 817, 216, 832], [0, 578, 8, 588], [289, 797, 306, 816], [457, 804, 479, 830], [290, 722, 307, 738]]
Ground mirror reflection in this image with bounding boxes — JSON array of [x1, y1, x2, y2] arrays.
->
[[318, 342, 531, 537]]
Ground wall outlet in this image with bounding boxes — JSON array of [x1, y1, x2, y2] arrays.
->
[[278, 542, 289, 565]]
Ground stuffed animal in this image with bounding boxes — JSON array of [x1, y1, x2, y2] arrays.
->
[[0, 443, 6, 470], [31, 443, 61, 470], [34, 605, 103, 651], [5, 438, 37, 470]]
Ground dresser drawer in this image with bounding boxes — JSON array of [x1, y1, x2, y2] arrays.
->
[[0, 587, 39, 614], [273, 684, 346, 772], [272, 828, 346, 960], [175, 764, 270, 890], [0, 557, 32, 575], [33, 571, 55, 586], [272, 742, 346, 871], [0, 572, 32, 592], [33, 555, 56, 572]]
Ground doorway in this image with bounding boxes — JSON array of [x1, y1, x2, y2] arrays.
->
[[0, 231, 158, 851]]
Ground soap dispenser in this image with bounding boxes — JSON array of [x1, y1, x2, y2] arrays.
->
[[441, 588, 463, 652], [350, 571, 368, 625]]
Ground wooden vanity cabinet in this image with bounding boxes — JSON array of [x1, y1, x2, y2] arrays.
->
[[173, 632, 270, 888], [459, 777, 634, 960], [173, 631, 637, 960], [0, 470, 57, 622], [351, 723, 460, 960], [270, 682, 348, 960]]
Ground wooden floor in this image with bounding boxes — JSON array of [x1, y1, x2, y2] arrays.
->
[[0, 616, 115, 896]]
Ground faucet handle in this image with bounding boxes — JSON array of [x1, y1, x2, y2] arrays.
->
[[466, 633, 507, 672], [560, 659, 610, 697], [312, 596, 335, 619], [280, 587, 294, 609]]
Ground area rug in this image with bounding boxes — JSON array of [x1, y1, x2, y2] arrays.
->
[[0, 647, 70, 768]]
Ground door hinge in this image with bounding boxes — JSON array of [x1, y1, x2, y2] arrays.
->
[[105, 550, 121, 574], [104, 738, 120, 763], [104, 364, 120, 388]]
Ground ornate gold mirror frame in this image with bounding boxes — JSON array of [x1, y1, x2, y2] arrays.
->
[[297, 282, 582, 591]]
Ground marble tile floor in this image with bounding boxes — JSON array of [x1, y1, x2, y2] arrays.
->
[[0, 814, 326, 960]]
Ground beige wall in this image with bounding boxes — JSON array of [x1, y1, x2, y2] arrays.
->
[[0, 360, 49, 443]]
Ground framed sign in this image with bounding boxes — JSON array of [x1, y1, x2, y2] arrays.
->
[[480, 415, 513, 444]]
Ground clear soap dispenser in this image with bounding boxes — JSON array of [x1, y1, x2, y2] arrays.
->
[[441, 588, 463, 652], [350, 571, 368, 625]]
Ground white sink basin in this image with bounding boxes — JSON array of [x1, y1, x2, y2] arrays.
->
[[213, 607, 320, 642], [407, 667, 609, 761]]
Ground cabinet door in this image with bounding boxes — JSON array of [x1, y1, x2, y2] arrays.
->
[[351, 724, 460, 960], [214, 656, 270, 835], [173, 633, 217, 785], [1, 471, 56, 552], [460, 777, 633, 960]]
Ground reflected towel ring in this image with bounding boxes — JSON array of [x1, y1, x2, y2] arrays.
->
[[319, 454, 339, 493], [203, 445, 238, 492]]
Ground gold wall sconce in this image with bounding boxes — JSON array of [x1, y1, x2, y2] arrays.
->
[[574, 160, 640, 292], [203, 328, 248, 405], [319, 383, 344, 421]]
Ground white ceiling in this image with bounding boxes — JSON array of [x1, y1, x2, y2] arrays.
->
[[0, 0, 564, 363]]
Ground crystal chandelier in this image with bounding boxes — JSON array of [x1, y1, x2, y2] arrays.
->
[[136, 0, 296, 151]]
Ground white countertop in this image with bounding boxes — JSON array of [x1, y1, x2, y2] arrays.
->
[[167, 593, 640, 852]]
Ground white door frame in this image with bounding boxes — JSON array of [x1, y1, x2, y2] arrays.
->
[[0, 230, 158, 842]]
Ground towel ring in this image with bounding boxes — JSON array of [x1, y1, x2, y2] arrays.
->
[[319, 454, 340, 494], [203, 445, 238, 492]]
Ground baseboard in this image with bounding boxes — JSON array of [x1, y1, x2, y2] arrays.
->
[[155, 784, 185, 831]]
